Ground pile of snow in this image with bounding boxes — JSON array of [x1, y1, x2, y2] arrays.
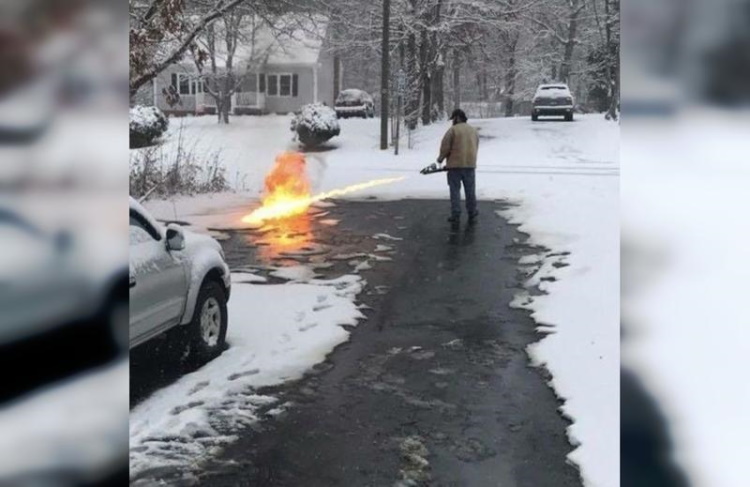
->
[[291, 103, 340, 147], [129, 105, 168, 148]]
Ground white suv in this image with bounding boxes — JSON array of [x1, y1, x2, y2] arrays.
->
[[129, 198, 231, 364], [532, 84, 575, 121]]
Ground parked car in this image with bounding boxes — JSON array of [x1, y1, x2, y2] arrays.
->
[[0, 206, 127, 349], [129, 197, 231, 364], [531, 84, 575, 121], [334, 89, 375, 118]]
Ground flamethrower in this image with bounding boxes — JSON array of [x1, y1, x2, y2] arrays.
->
[[419, 162, 447, 175]]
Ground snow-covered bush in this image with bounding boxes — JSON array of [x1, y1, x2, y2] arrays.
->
[[291, 103, 340, 148], [130, 105, 169, 148]]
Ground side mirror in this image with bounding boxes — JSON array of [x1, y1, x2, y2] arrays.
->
[[165, 225, 185, 251]]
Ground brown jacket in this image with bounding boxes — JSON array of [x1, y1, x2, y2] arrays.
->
[[437, 122, 479, 168]]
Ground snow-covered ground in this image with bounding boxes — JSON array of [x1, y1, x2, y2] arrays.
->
[[130, 273, 364, 480], [622, 112, 750, 487], [135, 113, 619, 486]]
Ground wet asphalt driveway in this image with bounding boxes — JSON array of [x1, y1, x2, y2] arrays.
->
[[190, 199, 582, 487]]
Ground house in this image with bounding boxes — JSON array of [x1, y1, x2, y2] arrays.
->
[[140, 17, 337, 116]]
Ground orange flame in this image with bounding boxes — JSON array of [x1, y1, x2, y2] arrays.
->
[[242, 152, 406, 225]]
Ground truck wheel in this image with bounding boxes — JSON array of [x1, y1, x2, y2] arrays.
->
[[188, 280, 228, 365], [565, 113, 573, 122], [531, 113, 538, 121]]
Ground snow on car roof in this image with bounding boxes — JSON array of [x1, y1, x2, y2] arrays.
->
[[336, 89, 373, 103]]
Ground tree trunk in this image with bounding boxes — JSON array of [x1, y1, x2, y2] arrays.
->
[[504, 44, 516, 117], [333, 54, 341, 102], [380, 0, 390, 150], [434, 52, 445, 118], [406, 27, 418, 130], [604, 0, 619, 120], [559, 0, 581, 83], [452, 50, 461, 110], [419, 29, 431, 126]]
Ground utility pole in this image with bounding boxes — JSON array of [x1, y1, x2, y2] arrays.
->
[[380, 0, 390, 150]]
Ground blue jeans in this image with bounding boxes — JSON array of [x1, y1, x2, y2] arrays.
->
[[447, 168, 477, 217]]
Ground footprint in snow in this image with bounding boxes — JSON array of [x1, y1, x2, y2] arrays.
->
[[299, 322, 319, 332], [171, 400, 205, 415], [228, 369, 260, 381], [187, 381, 210, 396]]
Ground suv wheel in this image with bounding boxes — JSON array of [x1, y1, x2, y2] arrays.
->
[[188, 280, 227, 365], [565, 113, 573, 122], [531, 113, 538, 121]]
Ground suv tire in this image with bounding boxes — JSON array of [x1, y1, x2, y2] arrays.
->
[[187, 280, 228, 365], [531, 113, 538, 121]]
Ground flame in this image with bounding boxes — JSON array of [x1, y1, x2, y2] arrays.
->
[[242, 152, 406, 225]]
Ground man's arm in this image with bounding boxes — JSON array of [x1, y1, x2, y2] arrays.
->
[[437, 127, 453, 163]]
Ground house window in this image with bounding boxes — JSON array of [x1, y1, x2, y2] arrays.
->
[[267, 74, 278, 96], [239, 73, 257, 93], [279, 75, 291, 96], [266, 73, 298, 97], [171, 73, 193, 96]]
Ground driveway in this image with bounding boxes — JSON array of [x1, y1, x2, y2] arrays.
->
[[184, 199, 583, 487]]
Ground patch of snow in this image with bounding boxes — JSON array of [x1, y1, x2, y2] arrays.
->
[[130, 275, 364, 479], [373, 233, 403, 241], [270, 265, 317, 282], [0, 360, 128, 483]]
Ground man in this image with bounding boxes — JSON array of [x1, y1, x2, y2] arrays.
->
[[437, 108, 479, 223]]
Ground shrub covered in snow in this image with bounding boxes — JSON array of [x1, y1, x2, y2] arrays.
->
[[130, 105, 169, 148], [291, 103, 340, 148]]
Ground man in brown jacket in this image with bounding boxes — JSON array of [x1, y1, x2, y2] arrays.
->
[[437, 109, 479, 223]]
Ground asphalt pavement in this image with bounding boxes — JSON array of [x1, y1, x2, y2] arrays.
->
[[188, 199, 583, 487]]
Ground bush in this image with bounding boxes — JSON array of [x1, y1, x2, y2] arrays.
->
[[130, 105, 169, 148], [291, 103, 340, 148], [130, 123, 229, 200]]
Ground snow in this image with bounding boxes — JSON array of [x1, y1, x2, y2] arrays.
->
[[130, 274, 364, 479], [622, 112, 750, 487], [129, 105, 166, 130], [335, 89, 374, 105], [136, 113, 618, 486], [534, 84, 573, 100], [293, 103, 340, 134], [0, 360, 128, 483]]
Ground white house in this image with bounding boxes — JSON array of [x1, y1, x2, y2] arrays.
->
[[140, 17, 338, 116]]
